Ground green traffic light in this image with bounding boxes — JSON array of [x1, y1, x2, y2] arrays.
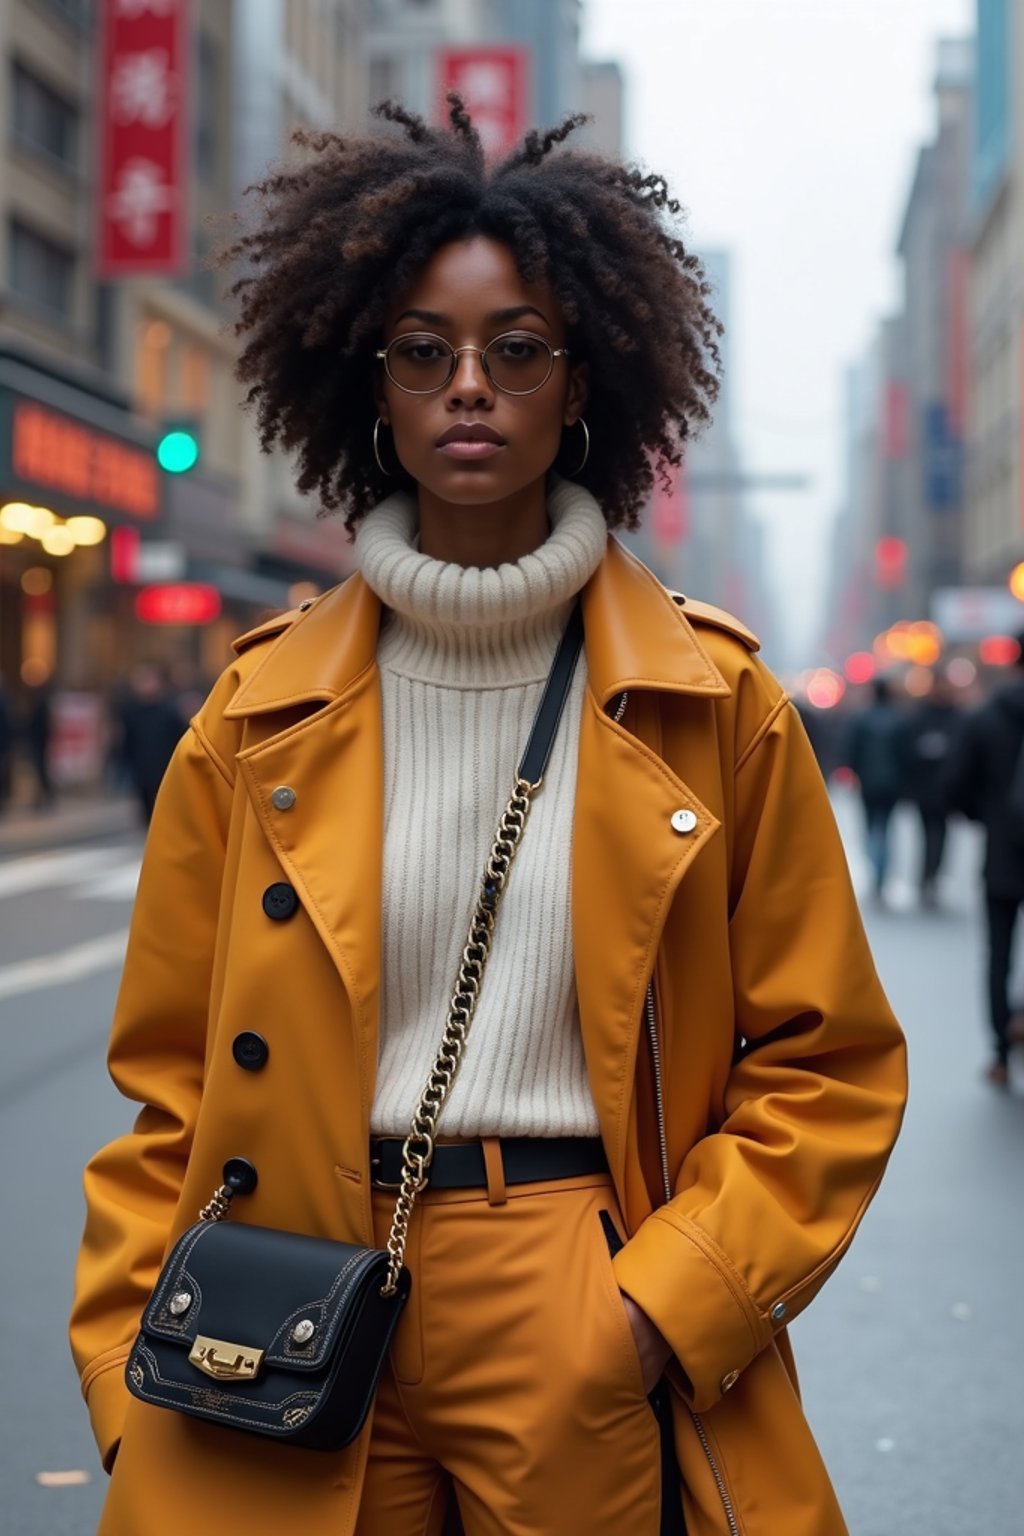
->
[[157, 430, 199, 474]]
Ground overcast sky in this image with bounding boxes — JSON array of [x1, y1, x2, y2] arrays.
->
[[581, 0, 974, 659]]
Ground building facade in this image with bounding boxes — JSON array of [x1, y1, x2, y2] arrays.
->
[[965, 0, 1022, 588], [0, 0, 367, 787], [896, 37, 972, 622]]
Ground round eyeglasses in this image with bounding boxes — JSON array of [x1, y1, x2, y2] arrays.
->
[[375, 331, 570, 397]]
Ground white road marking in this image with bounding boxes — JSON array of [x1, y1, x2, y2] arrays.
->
[[72, 861, 141, 901], [0, 847, 127, 900], [0, 930, 129, 1002]]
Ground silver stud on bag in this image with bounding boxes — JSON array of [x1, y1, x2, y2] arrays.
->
[[169, 1291, 192, 1316], [291, 1319, 315, 1346]]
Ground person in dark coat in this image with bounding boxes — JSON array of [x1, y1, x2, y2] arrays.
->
[[945, 639, 1024, 1085], [0, 675, 12, 810], [25, 681, 55, 808], [846, 678, 910, 901], [904, 675, 962, 907], [117, 664, 186, 824]]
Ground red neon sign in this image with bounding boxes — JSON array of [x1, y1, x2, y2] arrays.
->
[[97, 0, 189, 276], [13, 402, 159, 521], [136, 583, 221, 625]]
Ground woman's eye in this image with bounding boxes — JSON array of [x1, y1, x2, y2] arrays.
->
[[494, 335, 543, 361], [393, 337, 446, 363]]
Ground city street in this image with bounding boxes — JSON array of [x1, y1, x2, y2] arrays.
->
[[1, 794, 1021, 1535]]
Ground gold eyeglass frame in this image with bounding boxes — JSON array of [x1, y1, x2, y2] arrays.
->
[[375, 331, 571, 396]]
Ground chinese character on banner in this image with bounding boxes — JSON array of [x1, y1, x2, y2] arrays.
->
[[97, 0, 188, 276], [437, 49, 529, 158]]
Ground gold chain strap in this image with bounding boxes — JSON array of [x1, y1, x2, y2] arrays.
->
[[380, 773, 541, 1296], [199, 1184, 232, 1223]]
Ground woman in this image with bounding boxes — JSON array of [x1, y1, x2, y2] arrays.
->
[[71, 102, 906, 1536]]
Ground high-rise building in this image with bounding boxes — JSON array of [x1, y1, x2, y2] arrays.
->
[[624, 250, 775, 647], [965, 0, 1021, 589], [895, 36, 973, 620]]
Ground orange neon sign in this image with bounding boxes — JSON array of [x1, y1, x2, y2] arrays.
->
[[12, 402, 159, 521]]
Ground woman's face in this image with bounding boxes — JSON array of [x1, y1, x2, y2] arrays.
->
[[376, 236, 587, 508]]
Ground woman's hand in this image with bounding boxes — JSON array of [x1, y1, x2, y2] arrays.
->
[[621, 1292, 672, 1394]]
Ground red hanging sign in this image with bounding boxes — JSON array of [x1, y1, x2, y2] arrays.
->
[[96, 0, 189, 277], [437, 48, 529, 158], [652, 461, 689, 546]]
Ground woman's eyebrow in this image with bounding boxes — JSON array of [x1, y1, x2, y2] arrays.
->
[[393, 305, 551, 328], [488, 306, 550, 327]]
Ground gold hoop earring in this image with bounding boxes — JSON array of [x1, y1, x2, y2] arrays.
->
[[373, 417, 396, 478], [565, 418, 589, 477]]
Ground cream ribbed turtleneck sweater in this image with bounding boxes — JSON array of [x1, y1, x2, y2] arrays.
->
[[356, 479, 608, 1137]]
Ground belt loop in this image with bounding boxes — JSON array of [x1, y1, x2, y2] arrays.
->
[[481, 1137, 507, 1206]]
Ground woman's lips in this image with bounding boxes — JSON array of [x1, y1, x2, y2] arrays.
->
[[436, 439, 506, 460]]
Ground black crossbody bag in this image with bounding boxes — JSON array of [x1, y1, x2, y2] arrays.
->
[[125, 601, 585, 1450]]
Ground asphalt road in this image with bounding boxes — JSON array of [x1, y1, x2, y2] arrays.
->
[[0, 795, 1021, 1535]]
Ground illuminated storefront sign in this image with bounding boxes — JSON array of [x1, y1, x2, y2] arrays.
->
[[0, 392, 160, 523], [136, 582, 221, 625]]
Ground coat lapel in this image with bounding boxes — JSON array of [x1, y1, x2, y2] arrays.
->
[[226, 577, 385, 1126], [574, 540, 725, 1190]]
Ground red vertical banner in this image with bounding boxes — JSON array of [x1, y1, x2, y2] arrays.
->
[[651, 460, 688, 545], [97, 0, 189, 277], [437, 48, 529, 158]]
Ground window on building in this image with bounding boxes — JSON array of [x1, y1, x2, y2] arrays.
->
[[11, 61, 78, 168], [195, 32, 221, 187], [136, 318, 173, 419], [8, 220, 75, 318], [180, 342, 210, 418]]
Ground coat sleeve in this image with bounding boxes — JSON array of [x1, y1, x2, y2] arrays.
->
[[613, 690, 907, 1412], [69, 722, 233, 1470]]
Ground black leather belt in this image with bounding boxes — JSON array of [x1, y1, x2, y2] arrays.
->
[[369, 1135, 609, 1191]]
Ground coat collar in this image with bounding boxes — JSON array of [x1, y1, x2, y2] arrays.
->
[[224, 534, 729, 719]]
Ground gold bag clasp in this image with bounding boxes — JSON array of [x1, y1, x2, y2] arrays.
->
[[188, 1334, 264, 1382]]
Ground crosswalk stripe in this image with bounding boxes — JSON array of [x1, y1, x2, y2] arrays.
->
[[0, 847, 127, 900], [0, 930, 129, 1002]]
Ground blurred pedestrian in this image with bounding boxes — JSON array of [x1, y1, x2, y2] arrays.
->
[[904, 675, 961, 907], [945, 636, 1024, 1086], [72, 101, 906, 1536], [117, 663, 186, 824], [0, 674, 12, 811], [24, 680, 54, 809], [846, 677, 909, 901]]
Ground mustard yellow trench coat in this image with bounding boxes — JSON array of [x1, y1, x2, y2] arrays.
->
[[71, 536, 906, 1536]]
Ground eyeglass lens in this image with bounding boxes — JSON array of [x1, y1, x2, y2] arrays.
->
[[386, 332, 555, 395]]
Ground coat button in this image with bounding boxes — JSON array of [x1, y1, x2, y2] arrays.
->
[[262, 882, 299, 921], [222, 1157, 258, 1196], [670, 809, 698, 835], [271, 785, 296, 811], [720, 1369, 740, 1393], [232, 1031, 269, 1072], [771, 1302, 788, 1323]]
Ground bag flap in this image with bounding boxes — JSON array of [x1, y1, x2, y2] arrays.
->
[[141, 1221, 389, 1373]]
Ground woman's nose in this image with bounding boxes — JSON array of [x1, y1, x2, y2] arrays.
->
[[447, 348, 494, 407]]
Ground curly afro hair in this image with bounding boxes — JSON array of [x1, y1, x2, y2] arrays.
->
[[223, 98, 722, 534]]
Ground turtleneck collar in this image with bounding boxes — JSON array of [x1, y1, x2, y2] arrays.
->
[[354, 478, 609, 688]]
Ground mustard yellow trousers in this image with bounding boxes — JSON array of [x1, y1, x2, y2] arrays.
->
[[357, 1165, 664, 1536]]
